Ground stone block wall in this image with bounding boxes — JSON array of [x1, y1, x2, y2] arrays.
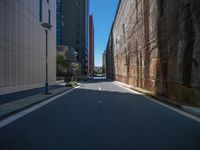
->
[[108, 0, 200, 105]]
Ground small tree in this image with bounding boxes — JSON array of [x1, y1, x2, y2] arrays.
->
[[57, 55, 66, 76], [71, 62, 81, 81]]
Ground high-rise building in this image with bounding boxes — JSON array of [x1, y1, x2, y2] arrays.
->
[[0, 0, 57, 94], [56, 0, 62, 45], [56, 0, 89, 75], [88, 15, 94, 77]]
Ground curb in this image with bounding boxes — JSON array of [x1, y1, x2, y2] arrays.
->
[[0, 86, 78, 121], [114, 81, 200, 118]]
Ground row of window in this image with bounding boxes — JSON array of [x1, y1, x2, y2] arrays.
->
[[76, 0, 80, 49], [39, 0, 51, 25]]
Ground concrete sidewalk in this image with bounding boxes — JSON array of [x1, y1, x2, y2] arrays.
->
[[0, 84, 72, 120], [0, 85, 65, 105], [114, 81, 200, 118]]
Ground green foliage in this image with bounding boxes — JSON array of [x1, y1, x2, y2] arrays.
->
[[57, 55, 81, 81], [71, 62, 81, 72], [56, 55, 72, 76], [65, 81, 78, 87]]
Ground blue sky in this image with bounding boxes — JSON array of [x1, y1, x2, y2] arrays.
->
[[90, 0, 119, 67]]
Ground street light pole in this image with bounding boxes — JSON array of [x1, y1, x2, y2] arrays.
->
[[45, 29, 48, 94], [41, 23, 52, 94]]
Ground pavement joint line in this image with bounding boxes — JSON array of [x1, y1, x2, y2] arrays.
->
[[113, 81, 200, 124], [0, 85, 81, 128]]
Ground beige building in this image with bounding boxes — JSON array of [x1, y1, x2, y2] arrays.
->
[[0, 0, 57, 94]]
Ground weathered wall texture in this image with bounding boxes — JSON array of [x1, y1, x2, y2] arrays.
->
[[105, 30, 114, 79], [107, 0, 200, 105]]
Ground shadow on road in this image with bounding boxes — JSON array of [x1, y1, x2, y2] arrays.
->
[[0, 84, 200, 150]]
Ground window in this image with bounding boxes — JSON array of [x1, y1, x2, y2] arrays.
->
[[76, 0, 80, 6], [76, 40, 80, 44], [48, 10, 51, 24], [76, 31, 80, 36], [39, 0, 43, 22]]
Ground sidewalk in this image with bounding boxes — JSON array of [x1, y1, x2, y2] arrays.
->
[[114, 81, 200, 118], [0, 82, 72, 120], [0, 85, 64, 105]]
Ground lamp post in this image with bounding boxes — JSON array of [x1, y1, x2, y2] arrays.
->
[[73, 51, 78, 81], [41, 23, 52, 94], [81, 59, 85, 80]]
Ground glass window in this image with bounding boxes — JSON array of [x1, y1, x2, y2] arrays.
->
[[39, 0, 42, 22], [48, 10, 51, 24]]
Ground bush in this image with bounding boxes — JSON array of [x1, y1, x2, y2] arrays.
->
[[65, 81, 78, 87]]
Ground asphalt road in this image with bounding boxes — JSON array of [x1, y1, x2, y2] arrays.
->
[[0, 79, 200, 150]]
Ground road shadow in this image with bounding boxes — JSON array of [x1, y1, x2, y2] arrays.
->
[[0, 87, 200, 150]]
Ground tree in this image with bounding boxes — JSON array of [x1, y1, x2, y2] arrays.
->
[[57, 55, 65, 76], [70, 62, 81, 81]]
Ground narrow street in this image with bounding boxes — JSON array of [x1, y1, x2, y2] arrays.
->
[[0, 79, 200, 150]]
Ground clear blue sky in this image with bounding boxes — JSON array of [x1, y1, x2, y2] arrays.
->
[[90, 0, 119, 67]]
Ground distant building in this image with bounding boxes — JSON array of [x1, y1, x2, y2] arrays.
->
[[88, 15, 95, 77], [56, 0, 89, 75], [56, 0, 62, 45], [0, 0, 57, 95]]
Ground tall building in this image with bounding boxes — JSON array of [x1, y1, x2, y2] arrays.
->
[[56, 0, 62, 45], [0, 0, 57, 94], [88, 15, 94, 77], [57, 0, 89, 75]]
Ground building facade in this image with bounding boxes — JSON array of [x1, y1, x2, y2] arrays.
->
[[102, 51, 106, 77], [88, 15, 94, 77], [0, 0, 57, 94], [105, 30, 114, 80], [56, 0, 62, 45], [57, 0, 89, 75], [107, 0, 200, 105]]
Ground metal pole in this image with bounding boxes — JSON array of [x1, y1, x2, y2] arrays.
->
[[45, 29, 49, 94]]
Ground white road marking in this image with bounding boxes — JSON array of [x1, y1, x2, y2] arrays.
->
[[0, 86, 80, 128], [113, 81, 200, 123], [113, 82, 142, 95]]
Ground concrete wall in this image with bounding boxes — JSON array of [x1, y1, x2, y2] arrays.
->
[[0, 0, 57, 94], [109, 0, 200, 105]]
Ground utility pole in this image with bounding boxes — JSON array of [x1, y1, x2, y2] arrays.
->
[[41, 23, 52, 94]]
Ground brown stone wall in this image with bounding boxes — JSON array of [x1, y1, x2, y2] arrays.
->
[[156, 0, 200, 105], [105, 32, 114, 80], [112, 0, 158, 90], [109, 0, 200, 105]]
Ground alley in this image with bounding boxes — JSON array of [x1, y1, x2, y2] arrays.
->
[[0, 79, 200, 150]]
